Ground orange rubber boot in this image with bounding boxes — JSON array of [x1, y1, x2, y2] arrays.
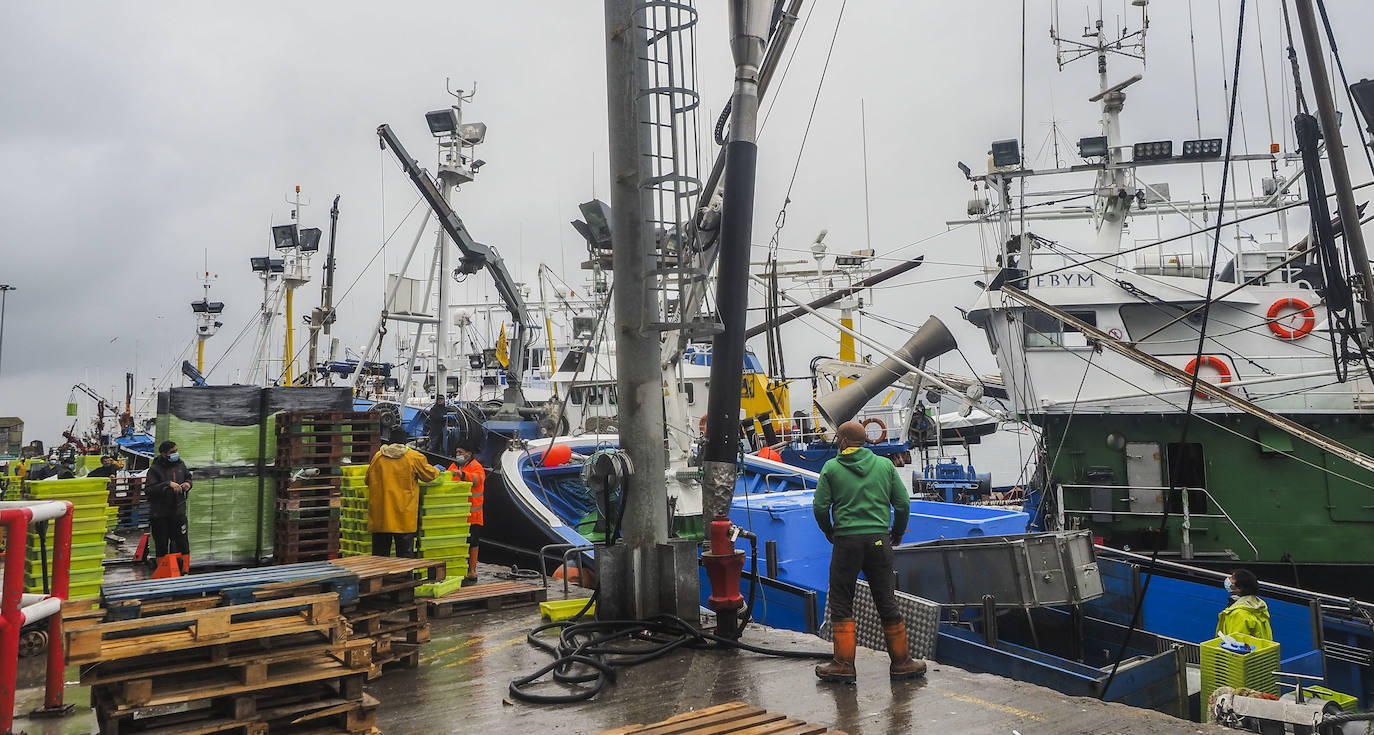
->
[[883, 620, 927, 680], [815, 618, 857, 683]]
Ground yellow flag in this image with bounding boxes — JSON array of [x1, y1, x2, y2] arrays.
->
[[496, 324, 510, 368]]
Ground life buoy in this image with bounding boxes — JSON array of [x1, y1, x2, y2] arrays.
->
[[698, 414, 708, 436], [861, 417, 887, 443], [1266, 297, 1316, 340], [1184, 355, 1232, 399]]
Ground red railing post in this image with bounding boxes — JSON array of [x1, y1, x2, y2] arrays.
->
[[42, 501, 73, 711], [0, 511, 32, 735]]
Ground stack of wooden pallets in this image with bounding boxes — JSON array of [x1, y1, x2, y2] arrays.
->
[[67, 564, 380, 734], [107, 474, 148, 530], [274, 411, 382, 563], [330, 556, 445, 678]]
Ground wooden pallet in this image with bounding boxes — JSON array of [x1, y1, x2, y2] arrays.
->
[[594, 701, 848, 735], [108, 693, 380, 735], [66, 594, 344, 664], [424, 581, 547, 618], [329, 556, 446, 599], [95, 669, 372, 734]]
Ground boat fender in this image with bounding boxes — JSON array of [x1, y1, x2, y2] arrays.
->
[[1184, 355, 1232, 399], [1266, 297, 1316, 340], [861, 417, 887, 443]]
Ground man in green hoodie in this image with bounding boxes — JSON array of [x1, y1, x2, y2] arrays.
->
[[813, 420, 925, 683]]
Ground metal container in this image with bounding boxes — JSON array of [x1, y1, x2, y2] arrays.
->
[[893, 530, 1103, 607]]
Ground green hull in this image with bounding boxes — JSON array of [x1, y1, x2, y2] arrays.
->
[[1044, 412, 1374, 567]]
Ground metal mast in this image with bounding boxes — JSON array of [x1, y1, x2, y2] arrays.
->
[[310, 195, 341, 384], [602, 0, 670, 617]]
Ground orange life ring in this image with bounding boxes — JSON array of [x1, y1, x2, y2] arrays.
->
[[698, 414, 708, 436], [1184, 355, 1232, 399], [1266, 297, 1316, 340], [860, 417, 888, 443]]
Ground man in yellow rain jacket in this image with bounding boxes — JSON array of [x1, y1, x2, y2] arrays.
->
[[366, 429, 439, 557], [1217, 569, 1273, 641]]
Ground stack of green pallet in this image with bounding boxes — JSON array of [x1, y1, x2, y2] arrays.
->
[[1201, 633, 1281, 720], [23, 477, 108, 601], [340, 465, 370, 557], [416, 472, 472, 598]]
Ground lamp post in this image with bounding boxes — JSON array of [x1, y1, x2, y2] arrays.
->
[[0, 285, 14, 377]]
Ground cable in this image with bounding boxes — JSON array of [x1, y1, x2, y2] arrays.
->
[[1102, 6, 1246, 698]]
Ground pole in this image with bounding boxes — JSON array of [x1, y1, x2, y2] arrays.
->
[[312, 195, 341, 385], [0, 285, 13, 378], [603, 0, 669, 617], [196, 338, 205, 374], [283, 287, 295, 385], [701, 0, 771, 641], [744, 257, 923, 338], [433, 176, 455, 403], [1293, 0, 1374, 339]]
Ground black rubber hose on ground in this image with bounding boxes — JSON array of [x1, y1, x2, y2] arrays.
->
[[508, 613, 831, 705]]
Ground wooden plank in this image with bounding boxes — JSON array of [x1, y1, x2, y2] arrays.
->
[[592, 703, 846, 735], [80, 635, 371, 687], [97, 657, 368, 716]]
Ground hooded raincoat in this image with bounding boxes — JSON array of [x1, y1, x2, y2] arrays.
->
[[365, 443, 439, 534], [1217, 595, 1273, 641], [812, 446, 910, 539]]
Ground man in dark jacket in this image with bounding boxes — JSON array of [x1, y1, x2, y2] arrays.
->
[[813, 420, 925, 683], [146, 440, 192, 567]]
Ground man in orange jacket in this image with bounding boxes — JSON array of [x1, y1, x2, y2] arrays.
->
[[366, 429, 439, 557], [453, 443, 485, 583]]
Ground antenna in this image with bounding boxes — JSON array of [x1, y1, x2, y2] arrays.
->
[[1050, 0, 1148, 72]]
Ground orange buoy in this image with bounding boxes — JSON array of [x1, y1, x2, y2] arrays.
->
[[755, 446, 782, 462], [542, 444, 573, 467]]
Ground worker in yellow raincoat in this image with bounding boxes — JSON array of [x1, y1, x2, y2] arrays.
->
[[1217, 569, 1273, 641], [365, 429, 439, 557]]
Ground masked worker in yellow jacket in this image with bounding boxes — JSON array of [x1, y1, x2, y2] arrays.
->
[[1217, 568, 1273, 641], [366, 429, 439, 557]]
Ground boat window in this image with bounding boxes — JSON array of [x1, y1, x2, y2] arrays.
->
[[1024, 310, 1096, 348], [1165, 442, 1209, 515], [558, 348, 588, 373], [528, 349, 541, 370], [680, 381, 695, 404], [608, 385, 618, 405], [587, 387, 603, 405], [570, 387, 583, 405]]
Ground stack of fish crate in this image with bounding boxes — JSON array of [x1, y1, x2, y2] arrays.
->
[[415, 472, 473, 598], [339, 465, 370, 557], [274, 411, 381, 563], [67, 564, 378, 734], [24, 477, 107, 601]]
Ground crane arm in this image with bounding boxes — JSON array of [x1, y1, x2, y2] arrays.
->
[[72, 383, 117, 408], [376, 124, 531, 328]]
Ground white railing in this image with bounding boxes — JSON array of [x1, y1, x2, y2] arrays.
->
[[1058, 483, 1259, 560]]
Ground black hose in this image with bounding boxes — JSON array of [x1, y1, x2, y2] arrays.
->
[[508, 613, 831, 704]]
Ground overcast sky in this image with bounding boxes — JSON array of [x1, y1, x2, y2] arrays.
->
[[5, 1, 1374, 475]]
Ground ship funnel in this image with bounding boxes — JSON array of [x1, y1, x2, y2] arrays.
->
[[815, 316, 957, 429]]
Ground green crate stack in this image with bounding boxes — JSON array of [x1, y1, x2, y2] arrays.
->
[[1201, 633, 1281, 716], [340, 465, 370, 557], [416, 472, 472, 597], [23, 477, 109, 600]]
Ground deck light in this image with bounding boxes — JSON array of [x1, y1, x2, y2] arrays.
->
[[298, 227, 322, 252], [270, 258, 285, 273], [1181, 138, 1223, 159], [250, 256, 271, 273], [190, 299, 225, 314], [572, 199, 614, 250], [1350, 79, 1374, 136], [1078, 136, 1109, 159], [457, 123, 487, 145], [1132, 140, 1173, 161], [990, 139, 1020, 168], [271, 224, 299, 249], [425, 108, 460, 136]]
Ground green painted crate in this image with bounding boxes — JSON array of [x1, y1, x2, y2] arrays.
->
[[1201, 633, 1280, 711], [417, 575, 466, 598]]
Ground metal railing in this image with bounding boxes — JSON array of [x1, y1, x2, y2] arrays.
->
[[1059, 483, 1259, 560]]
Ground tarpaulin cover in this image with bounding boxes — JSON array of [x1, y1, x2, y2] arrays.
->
[[188, 475, 266, 564]]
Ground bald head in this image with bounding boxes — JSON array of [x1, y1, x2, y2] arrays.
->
[[836, 421, 867, 449]]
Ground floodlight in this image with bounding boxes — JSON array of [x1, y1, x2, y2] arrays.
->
[[990, 139, 1020, 168], [457, 122, 487, 145], [1181, 138, 1223, 159], [836, 254, 869, 267], [1132, 140, 1173, 161], [425, 108, 460, 136], [1078, 135, 1109, 158], [250, 256, 271, 273], [190, 299, 209, 313], [208, 301, 224, 314], [298, 227, 322, 252], [957, 161, 972, 178], [1351, 78, 1374, 135], [471, 159, 487, 171], [271, 224, 299, 249], [574, 199, 614, 249], [269, 258, 285, 273]]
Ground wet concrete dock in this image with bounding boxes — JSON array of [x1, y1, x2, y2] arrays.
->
[[12, 565, 1226, 734]]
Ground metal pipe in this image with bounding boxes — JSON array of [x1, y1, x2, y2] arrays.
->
[[1035, 367, 1342, 408], [314, 195, 341, 384], [744, 257, 924, 339], [1293, 0, 1374, 339], [0, 514, 28, 733], [603, 0, 669, 617]]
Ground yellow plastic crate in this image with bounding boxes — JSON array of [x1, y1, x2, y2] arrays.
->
[[1201, 633, 1281, 708], [541, 598, 595, 622]]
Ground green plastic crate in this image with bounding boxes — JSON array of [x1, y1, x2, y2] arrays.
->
[[416, 576, 465, 598], [1201, 633, 1281, 710], [1305, 686, 1358, 713]]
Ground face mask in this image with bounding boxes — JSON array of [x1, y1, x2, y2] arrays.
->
[[1223, 577, 1234, 594], [168, 452, 180, 463]]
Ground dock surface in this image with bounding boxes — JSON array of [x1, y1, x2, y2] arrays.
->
[[13, 569, 1226, 734]]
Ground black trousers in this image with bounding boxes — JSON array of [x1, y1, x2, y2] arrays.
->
[[371, 532, 415, 558], [150, 515, 190, 557], [827, 533, 901, 623]]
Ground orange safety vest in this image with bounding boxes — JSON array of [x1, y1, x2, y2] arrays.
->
[[458, 458, 486, 527]]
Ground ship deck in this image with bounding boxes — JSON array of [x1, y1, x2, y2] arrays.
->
[[13, 565, 1226, 735]]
